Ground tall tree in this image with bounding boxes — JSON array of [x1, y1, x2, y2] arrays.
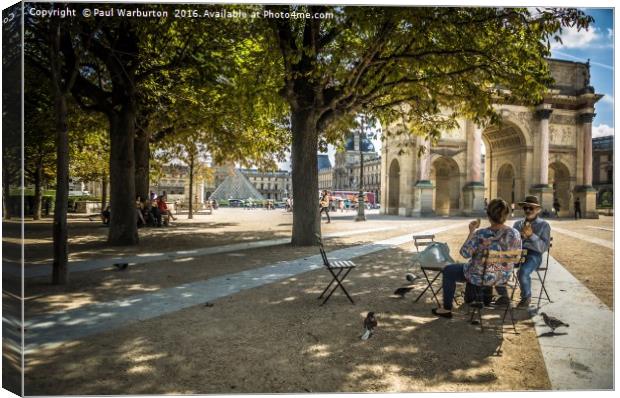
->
[[259, 6, 592, 245], [24, 63, 56, 220], [2, 5, 22, 220]]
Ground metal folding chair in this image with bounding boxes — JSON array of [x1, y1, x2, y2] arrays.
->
[[411, 235, 443, 306], [536, 237, 553, 308], [469, 249, 527, 334], [316, 235, 357, 306], [412, 234, 435, 252]]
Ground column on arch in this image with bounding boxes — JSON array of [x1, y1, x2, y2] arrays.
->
[[417, 135, 432, 182], [536, 104, 553, 186], [465, 120, 482, 184], [462, 120, 485, 216], [412, 135, 434, 216], [580, 112, 595, 187], [530, 104, 554, 211], [574, 111, 598, 218]]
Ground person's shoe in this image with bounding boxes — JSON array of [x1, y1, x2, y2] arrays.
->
[[432, 308, 453, 318], [516, 297, 531, 309], [493, 296, 511, 306]]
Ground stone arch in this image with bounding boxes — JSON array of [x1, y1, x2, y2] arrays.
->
[[430, 156, 460, 216], [483, 120, 529, 203], [497, 112, 533, 147], [549, 161, 571, 217], [388, 158, 400, 215]]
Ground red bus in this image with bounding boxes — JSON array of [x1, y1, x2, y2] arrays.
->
[[324, 190, 377, 206]]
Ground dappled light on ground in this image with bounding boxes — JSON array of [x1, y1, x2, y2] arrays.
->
[[24, 235, 551, 393]]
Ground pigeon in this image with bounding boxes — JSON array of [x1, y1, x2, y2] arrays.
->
[[361, 312, 378, 340], [393, 286, 414, 297], [541, 312, 569, 333], [405, 273, 419, 283], [114, 263, 128, 270]]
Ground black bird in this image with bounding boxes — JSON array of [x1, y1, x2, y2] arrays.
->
[[393, 286, 414, 297], [114, 263, 128, 270], [361, 312, 378, 340], [541, 312, 569, 333]]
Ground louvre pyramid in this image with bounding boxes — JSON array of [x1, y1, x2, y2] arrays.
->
[[210, 168, 264, 201]]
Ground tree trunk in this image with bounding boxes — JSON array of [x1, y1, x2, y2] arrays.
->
[[107, 105, 138, 245], [188, 153, 194, 219], [52, 92, 69, 285], [134, 128, 150, 201], [32, 160, 43, 220], [3, 165, 11, 220], [101, 173, 107, 209], [290, 109, 320, 246], [50, 21, 68, 285]]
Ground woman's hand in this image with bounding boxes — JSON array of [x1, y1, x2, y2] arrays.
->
[[469, 218, 480, 233]]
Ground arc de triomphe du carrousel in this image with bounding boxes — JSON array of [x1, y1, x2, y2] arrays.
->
[[380, 58, 602, 219]]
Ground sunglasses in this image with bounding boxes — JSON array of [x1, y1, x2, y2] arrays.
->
[[522, 206, 536, 212]]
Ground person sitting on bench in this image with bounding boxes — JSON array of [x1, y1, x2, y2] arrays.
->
[[157, 194, 176, 225], [431, 199, 522, 318]]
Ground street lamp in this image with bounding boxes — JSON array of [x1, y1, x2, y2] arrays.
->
[[355, 115, 367, 222]]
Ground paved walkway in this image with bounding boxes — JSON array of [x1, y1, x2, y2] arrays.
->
[[24, 222, 466, 352], [550, 225, 614, 250], [9, 226, 399, 279], [531, 255, 613, 390]]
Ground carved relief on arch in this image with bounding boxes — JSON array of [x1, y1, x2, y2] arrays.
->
[[550, 114, 577, 125], [549, 124, 577, 146]]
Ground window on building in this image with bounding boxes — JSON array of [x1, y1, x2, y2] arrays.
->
[[261, 183, 264, 190]]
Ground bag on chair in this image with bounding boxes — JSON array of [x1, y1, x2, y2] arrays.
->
[[412, 242, 455, 268]]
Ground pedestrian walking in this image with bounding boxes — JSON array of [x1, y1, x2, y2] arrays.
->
[[574, 197, 582, 219], [553, 198, 561, 217], [319, 190, 331, 223]]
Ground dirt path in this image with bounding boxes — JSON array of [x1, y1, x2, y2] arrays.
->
[[24, 234, 549, 394]]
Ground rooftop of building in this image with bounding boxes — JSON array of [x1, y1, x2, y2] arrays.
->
[[593, 136, 614, 151]]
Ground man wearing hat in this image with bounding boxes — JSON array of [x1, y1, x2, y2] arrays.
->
[[495, 195, 551, 308]]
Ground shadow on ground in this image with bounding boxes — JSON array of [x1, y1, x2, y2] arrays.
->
[[24, 245, 548, 394]]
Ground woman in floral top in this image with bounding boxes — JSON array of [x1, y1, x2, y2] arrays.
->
[[432, 198, 522, 318]]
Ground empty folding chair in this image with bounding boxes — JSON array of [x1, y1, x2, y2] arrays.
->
[[316, 234, 357, 306], [536, 236, 553, 308]]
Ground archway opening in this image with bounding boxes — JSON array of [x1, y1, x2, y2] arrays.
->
[[497, 163, 516, 204], [483, 122, 526, 204], [431, 157, 460, 216], [549, 162, 571, 217], [388, 159, 400, 215]]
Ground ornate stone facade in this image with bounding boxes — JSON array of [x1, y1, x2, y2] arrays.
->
[[381, 59, 603, 218]]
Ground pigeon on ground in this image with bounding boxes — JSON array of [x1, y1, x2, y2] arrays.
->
[[114, 263, 128, 270], [405, 273, 419, 283], [393, 286, 414, 297], [361, 312, 378, 340], [541, 312, 569, 333]]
